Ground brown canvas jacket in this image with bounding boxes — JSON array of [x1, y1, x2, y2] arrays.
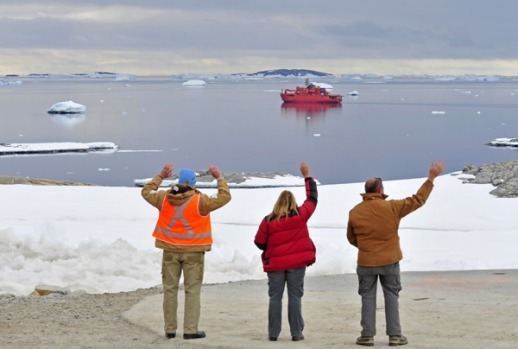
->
[[141, 175, 231, 252], [347, 179, 434, 267]]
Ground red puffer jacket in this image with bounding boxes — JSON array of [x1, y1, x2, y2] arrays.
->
[[254, 178, 318, 272]]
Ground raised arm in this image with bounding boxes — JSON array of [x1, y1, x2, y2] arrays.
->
[[300, 161, 317, 204], [141, 163, 173, 209], [199, 164, 231, 215], [394, 160, 446, 218]]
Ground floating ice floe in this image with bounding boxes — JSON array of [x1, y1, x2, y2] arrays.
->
[[47, 101, 86, 114], [182, 79, 207, 87], [488, 138, 518, 147], [0, 142, 118, 155], [348, 90, 359, 96], [0, 80, 23, 86]]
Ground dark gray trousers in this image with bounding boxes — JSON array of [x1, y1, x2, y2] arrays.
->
[[357, 262, 402, 337], [267, 266, 306, 337]]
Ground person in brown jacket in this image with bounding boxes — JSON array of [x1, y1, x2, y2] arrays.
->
[[347, 161, 445, 347], [142, 163, 231, 340]]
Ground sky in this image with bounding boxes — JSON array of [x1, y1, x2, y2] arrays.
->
[[1, 0, 518, 76], [1, 171, 518, 296]]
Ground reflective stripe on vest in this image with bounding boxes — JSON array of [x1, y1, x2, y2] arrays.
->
[[153, 194, 212, 245]]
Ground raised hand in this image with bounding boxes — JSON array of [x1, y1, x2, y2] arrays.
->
[[300, 161, 310, 178], [428, 160, 446, 181], [208, 164, 221, 179], [159, 163, 173, 179]]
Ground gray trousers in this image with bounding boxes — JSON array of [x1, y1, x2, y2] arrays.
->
[[267, 266, 306, 337], [357, 262, 402, 337]]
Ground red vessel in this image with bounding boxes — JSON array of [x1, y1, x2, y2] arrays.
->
[[280, 86, 342, 104]]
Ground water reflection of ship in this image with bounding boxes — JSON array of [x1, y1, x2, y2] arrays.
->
[[281, 102, 342, 117]]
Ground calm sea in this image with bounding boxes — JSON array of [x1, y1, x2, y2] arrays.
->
[[1, 76, 518, 187]]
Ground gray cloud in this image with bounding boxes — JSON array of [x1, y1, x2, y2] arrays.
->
[[1, 0, 518, 74]]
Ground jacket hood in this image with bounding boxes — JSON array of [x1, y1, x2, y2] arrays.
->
[[166, 184, 198, 205], [361, 192, 389, 200]]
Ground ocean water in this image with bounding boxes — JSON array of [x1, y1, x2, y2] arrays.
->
[[1, 76, 518, 186]]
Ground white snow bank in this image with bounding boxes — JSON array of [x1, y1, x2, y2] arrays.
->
[[1, 172, 518, 296]]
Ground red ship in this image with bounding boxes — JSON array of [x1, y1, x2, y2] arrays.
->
[[280, 86, 342, 104]]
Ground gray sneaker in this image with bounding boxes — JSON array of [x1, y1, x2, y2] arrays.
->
[[356, 336, 374, 346], [389, 335, 408, 346]]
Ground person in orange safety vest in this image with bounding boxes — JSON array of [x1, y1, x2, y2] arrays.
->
[[142, 163, 231, 340]]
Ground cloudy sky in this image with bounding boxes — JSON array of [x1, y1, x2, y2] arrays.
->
[[1, 0, 517, 76]]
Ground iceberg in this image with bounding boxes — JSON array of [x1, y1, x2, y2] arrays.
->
[[114, 74, 136, 81], [311, 82, 333, 89], [182, 79, 207, 87], [47, 101, 86, 114]]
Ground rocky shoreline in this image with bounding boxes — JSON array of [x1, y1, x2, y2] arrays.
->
[[1, 171, 299, 188], [0, 176, 95, 186], [2, 160, 518, 197], [461, 160, 518, 198]]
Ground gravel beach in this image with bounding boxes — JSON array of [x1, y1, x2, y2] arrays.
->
[[2, 271, 517, 349]]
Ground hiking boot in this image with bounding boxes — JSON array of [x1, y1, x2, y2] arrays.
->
[[389, 335, 408, 346], [183, 331, 206, 340], [356, 336, 374, 346]]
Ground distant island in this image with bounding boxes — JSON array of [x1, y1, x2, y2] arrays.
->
[[247, 69, 331, 77], [3, 70, 516, 83]]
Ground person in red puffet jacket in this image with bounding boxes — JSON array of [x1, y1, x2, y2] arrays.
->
[[254, 161, 318, 343]]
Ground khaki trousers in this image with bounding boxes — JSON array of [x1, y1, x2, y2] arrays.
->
[[161, 250, 205, 334]]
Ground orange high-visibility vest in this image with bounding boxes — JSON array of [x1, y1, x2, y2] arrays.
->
[[152, 194, 212, 246]]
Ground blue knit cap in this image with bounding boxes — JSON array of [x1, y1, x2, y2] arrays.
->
[[178, 168, 196, 186]]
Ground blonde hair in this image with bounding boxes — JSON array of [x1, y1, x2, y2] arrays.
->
[[267, 190, 298, 221]]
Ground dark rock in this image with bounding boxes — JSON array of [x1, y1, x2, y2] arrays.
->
[[31, 285, 70, 296], [461, 160, 518, 198]]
